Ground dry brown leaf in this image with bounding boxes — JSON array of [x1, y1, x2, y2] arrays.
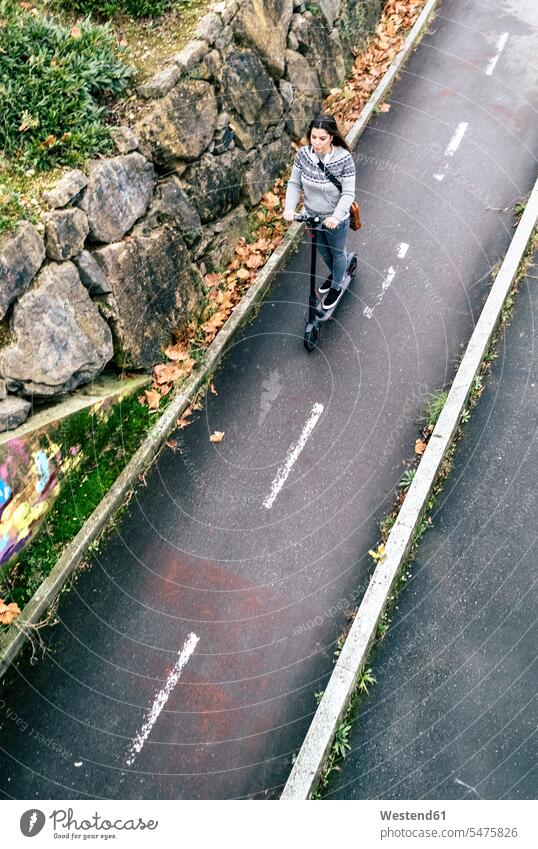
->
[[415, 439, 428, 456], [210, 382, 218, 395], [0, 599, 21, 626], [236, 268, 251, 280], [203, 272, 220, 289], [165, 342, 190, 362], [262, 191, 280, 210], [209, 431, 225, 443], [379, 102, 391, 112], [246, 252, 264, 269], [154, 362, 181, 385], [177, 408, 192, 429], [144, 389, 161, 410]]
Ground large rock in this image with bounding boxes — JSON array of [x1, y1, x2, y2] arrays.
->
[[170, 40, 208, 73], [135, 81, 218, 169], [242, 134, 292, 206], [195, 12, 223, 44], [79, 153, 154, 244], [93, 226, 203, 369], [42, 169, 87, 208], [141, 177, 203, 248], [44, 208, 89, 261], [73, 250, 112, 296], [138, 65, 180, 100], [110, 126, 139, 155], [181, 150, 246, 223], [0, 396, 32, 432], [284, 49, 323, 139], [0, 222, 45, 320], [197, 205, 249, 270], [290, 11, 345, 93], [1, 262, 113, 397], [232, 0, 294, 78], [220, 50, 284, 150]]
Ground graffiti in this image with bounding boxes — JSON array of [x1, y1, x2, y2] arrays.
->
[[0, 433, 83, 567]]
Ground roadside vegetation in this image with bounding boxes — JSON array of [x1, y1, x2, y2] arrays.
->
[[0, 1, 133, 171]]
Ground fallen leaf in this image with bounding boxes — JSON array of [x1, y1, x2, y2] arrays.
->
[[166, 439, 178, 450], [210, 382, 218, 395], [0, 599, 21, 625], [209, 430, 224, 443], [153, 362, 181, 385], [415, 438, 428, 456], [368, 544, 386, 561], [236, 268, 251, 280], [379, 102, 391, 112], [144, 389, 161, 410], [177, 409, 192, 429], [246, 252, 264, 269], [262, 191, 280, 210], [70, 26, 81, 38], [203, 272, 220, 289], [165, 341, 190, 362]]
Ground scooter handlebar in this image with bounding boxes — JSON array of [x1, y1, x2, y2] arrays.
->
[[294, 212, 321, 225]]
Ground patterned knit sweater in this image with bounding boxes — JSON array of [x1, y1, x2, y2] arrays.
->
[[284, 144, 356, 221]]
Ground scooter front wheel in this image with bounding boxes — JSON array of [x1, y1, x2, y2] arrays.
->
[[304, 323, 320, 352]]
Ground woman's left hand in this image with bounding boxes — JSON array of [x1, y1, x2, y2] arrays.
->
[[323, 216, 340, 229]]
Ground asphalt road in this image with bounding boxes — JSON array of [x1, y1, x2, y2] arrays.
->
[[0, 0, 537, 800], [325, 246, 538, 800]]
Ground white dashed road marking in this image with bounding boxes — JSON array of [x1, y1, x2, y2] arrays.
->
[[126, 632, 199, 767], [263, 403, 324, 509], [364, 243, 410, 319], [445, 121, 468, 157], [486, 32, 509, 76], [433, 122, 469, 182]]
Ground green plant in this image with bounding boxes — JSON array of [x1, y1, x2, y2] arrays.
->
[[424, 389, 448, 429], [332, 719, 352, 759], [357, 667, 376, 694], [0, 178, 35, 234], [398, 468, 416, 491], [0, 2, 134, 171], [56, 0, 188, 19]]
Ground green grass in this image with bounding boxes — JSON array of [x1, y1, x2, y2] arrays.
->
[[423, 389, 448, 430], [0, 0, 134, 171]]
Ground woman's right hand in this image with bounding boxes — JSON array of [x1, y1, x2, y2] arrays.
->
[[283, 209, 295, 222]]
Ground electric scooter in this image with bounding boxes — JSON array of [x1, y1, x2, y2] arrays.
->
[[294, 213, 358, 351]]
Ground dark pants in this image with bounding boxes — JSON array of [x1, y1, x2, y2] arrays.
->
[[315, 218, 349, 291]]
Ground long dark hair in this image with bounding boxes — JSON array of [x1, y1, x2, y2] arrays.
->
[[308, 113, 350, 151]]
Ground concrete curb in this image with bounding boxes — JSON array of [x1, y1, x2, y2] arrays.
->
[[280, 180, 538, 800], [0, 0, 440, 678]]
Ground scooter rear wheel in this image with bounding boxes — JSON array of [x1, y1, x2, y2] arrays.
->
[[304, 324, 320, 352]]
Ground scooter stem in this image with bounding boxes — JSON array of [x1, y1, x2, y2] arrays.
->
[[308, 224, 318, 323]]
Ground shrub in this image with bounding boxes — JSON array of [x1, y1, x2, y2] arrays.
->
[[0, 1, 134, 170], [56, 0, 176, 18]]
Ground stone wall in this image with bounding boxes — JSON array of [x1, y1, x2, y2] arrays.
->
[[0, 0, 384, 433]]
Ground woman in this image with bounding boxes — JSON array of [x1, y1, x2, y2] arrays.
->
[[283, 113, 356, 310]]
